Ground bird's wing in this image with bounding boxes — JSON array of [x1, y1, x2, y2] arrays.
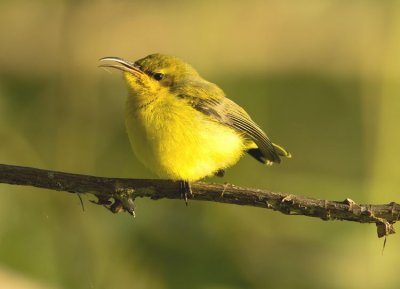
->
[[195, 97, 281, 163], [179, 89, 281, 163]]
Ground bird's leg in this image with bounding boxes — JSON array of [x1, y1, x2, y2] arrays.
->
[[180, 180, 193, 205], [214, 169, 225, 177]]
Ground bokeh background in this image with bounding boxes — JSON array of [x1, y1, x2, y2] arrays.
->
[[1, 1, 400, 288]]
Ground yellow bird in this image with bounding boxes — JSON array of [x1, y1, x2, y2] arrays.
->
[[100, 54, 291, 202]]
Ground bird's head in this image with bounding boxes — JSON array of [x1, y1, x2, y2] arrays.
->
[[100, 53, 199, 96]]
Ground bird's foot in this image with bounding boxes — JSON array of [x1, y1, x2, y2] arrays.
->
[[214, 169, 225, 177], [180, 180, 193, 206]]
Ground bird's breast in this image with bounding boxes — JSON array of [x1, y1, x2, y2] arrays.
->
[[125, 95, 246, 181]]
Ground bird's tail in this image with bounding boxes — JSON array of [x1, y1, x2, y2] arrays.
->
[[246, 142, 291, 165], [272, 143, 291, 158]]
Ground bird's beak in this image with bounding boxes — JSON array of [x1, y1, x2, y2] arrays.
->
[[99, 56, 144, 77]]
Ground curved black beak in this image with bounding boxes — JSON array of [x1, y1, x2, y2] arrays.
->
[[99, 56, 143, 76]]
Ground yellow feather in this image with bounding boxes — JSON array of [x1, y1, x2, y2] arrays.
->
[[125, 92, 245, 181], [99, 54, 291, 182]]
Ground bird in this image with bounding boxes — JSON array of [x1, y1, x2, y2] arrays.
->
[[99, 53, 291, 203]]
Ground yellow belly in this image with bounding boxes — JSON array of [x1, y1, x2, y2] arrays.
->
[[125, 96, 246, 181]]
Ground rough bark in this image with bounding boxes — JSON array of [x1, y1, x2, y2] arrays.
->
[[0, 164, 398, 238]]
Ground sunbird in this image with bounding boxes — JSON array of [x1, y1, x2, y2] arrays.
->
[[100, 54, 291, 202]]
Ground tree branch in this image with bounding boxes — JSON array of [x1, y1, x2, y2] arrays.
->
[[0, 164, 398, 237]]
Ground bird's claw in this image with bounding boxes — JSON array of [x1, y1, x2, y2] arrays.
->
[[180, 181, 193, 206]]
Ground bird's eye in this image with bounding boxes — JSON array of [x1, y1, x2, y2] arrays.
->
[[153, 73, 164, 81]]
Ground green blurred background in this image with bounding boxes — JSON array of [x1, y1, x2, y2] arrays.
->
[[1, 1, 400, 288]]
